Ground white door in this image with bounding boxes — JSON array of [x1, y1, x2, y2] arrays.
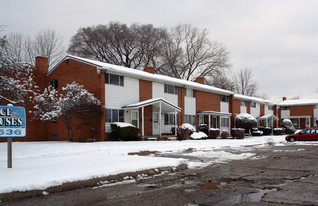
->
[[153, 112, 160, 135], [131, 110, 138, 128]]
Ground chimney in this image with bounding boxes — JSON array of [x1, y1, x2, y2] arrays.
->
[[35, 55, 49, 75], [282, 97, 287, 101], [144, 65, 155, 74], [195, 76, 205, 84]]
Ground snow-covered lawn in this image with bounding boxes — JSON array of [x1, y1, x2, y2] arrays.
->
[[0, 135, 315, 194]]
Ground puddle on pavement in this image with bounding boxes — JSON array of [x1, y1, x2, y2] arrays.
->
[[215, 188, 277, 206], [137, 183, 162, 190], [197, 182, 222, 190]]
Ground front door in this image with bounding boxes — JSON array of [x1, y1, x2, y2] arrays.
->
[[153, 112, 160, 135]]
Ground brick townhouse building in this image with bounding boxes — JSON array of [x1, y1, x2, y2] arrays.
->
[[2, 55, 313, 142], [278, 97, 318, 129]]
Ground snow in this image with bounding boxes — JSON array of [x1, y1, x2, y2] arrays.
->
[[278, 98, 318, 106], [0, 135, 301, 194], [236, 113, 257, 121], [190, 132, 207, 139], [234, 94, 275, 105], [51, 55, 233, 96], [180, 123, 196, 132], [112, 122, 135, 128]]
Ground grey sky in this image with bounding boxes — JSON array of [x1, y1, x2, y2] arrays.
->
[[2, 0, 318, 102]]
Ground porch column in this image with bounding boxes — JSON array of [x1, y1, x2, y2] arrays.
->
[[228, 116, 231, 131], [142, 106, 144, 137], [208, 115, 211, 129], [271, 116, 274, 135], [159, 102, 162, 137], [174, 110, 177, 136]]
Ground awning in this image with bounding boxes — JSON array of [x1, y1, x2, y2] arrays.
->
[[122, 98, 181, 112], [288, 115, 312, 119], [258, 114, 279, 121], [197, 111, 232, 117]]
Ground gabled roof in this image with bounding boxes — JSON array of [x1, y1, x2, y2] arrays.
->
[[50, 55, 233, 96], [122, 98, 181, 112], [278, 99, 318, 106], [234, 94, 275, 105]]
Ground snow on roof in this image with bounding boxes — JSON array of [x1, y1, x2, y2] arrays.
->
[[51, 55, 233, 96], [278, 99, 318, 106], [122, 98, 181, 111], [234, 94, 275, 105]]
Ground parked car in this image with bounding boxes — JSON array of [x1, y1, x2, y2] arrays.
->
[[285, 128, 318, 142]]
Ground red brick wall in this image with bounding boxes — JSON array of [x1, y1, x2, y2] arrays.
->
[[196, 91, 220, 129], [139, 80, 152, 136], [290, 105, 314, 127], [178, 87, 185, 126], [44, 58, 106, 141], [246, 101, 251, 114]]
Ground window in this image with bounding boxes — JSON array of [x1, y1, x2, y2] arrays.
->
[[268, 105, 273, 110], [281, 106, 290, 110], [185, 88, 195, 97], [221, 95, 229, 102], [105, 73, 124, 86], [221, 118, 229, 127], [106, 109, 124, 123], [311, 129, 318, 134], [251, 102, 256, 108], [300, 129, 310, 134], [164, 84, 178, 95], [164, 113, 176, 125], [241, 101, 247, 106], [185, 115, 196, 126], [49, 80, 58, 90]]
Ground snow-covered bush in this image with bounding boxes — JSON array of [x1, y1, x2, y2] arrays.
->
[[190, 132, 208, 140], [281, 119, 296, 134], [235, 113, 257, 133], [110, 122, 140, 141], [273, 127, 285, 135], [221, 130, 229, 139], [198, 124, 208, 134], [178, 123, 195, 140], [231, 128, 245, 139], [208, 128, 220, 139], [251, 128, 263, 136]]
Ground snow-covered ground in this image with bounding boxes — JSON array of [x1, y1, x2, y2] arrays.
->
[[0, 135, 316, 194]]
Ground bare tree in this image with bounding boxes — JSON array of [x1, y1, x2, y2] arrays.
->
[[68, 22, 167, 69], [233, 68, 258, 96], [208, 74, 235, 91], [157, 24, 230, 80]]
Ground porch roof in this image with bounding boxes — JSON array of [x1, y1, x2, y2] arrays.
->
[[197, 111, 232, 117], [288, 115, 312, 119], [258, 114, 279, 120], [122, 98, 181, 112]]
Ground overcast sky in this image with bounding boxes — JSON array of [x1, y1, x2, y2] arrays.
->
[[2, 0, 318, 102]]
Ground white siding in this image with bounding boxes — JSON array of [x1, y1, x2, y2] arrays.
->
[[281, 109, 290, 119], [105, 76, 139, 132], [240, 106, 247, 113], [185, 96, 196, 115], [105, 76, 139, 108], [265, 104, 274, 115], [220, 102, 229, 113], [152, 82, 178, 105], [251, 103, 260, 118]]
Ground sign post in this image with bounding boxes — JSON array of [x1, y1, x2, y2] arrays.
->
[[0, 105, 26, 168]]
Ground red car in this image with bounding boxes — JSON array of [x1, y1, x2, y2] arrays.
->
[[285, 128, 318, 142]]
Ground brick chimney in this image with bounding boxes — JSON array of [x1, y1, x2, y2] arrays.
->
[[195, 76, 205, 84], [282, 97, 287, 101], [34, 55, 49, 92], [144, 65, 155, 74]]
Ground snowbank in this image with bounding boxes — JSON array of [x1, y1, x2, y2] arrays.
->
[[190, 132, 207, 140]]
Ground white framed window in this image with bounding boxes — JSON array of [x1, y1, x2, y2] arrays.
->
[[221, 95, 229, 102], [281, 106, 290, 110], [164, 113, 176, 125], [49, 80, 58, 90], [221, 118, 229, 127], [164, 84, 178, 95], [268, 105, 273, 110], [106, 109, 124, 123], [241, 101, 247, 106], [251, 102, 256, 108], [105, 73, 124, 86], [185, 115, 196, 126], [185, 88, 196, 97]]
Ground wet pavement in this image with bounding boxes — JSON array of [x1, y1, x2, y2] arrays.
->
[[1, 144, 318, 205]]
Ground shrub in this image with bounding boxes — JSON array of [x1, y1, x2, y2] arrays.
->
[[235, 113, 257, 133], [263, 127, 272, 135], [199, 124, 208, 135], [208, 128, 220, 139], [231, 128, 245, 139], [177, 127, 191, 140], [110, 123, 140, 141], [282, 119, 296, 134], [273, 128, 285, 135], [221, 130, 229, 139], [252, 128, 263, 136]]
